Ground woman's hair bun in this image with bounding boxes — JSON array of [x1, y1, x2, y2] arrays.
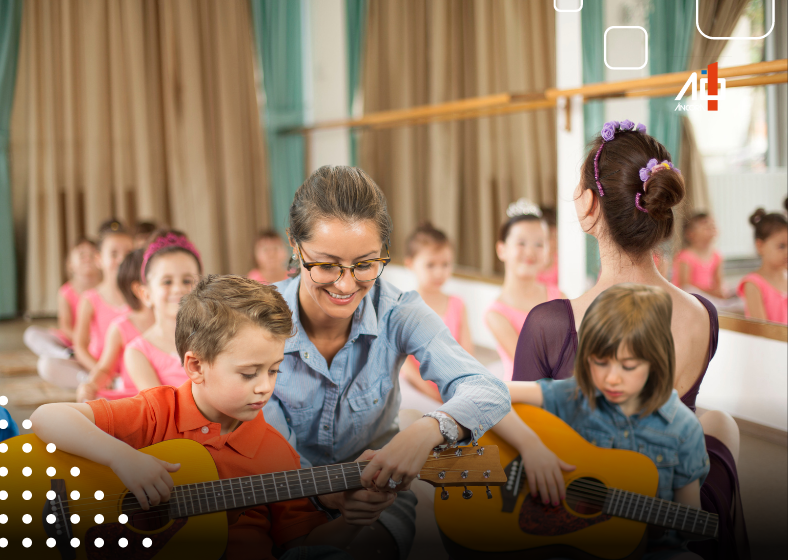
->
[[641, 168, 685, 223], [749, 208, 767, 226]]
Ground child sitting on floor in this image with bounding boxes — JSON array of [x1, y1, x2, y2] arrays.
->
[[399, 222, 473, 405], [248, 229, 289, 284], [494, 284, 710, 558], [24, 237, 100, 361], [124, 230, 202, 390], [31, 275, 359, 559], [737, 208, 787, 324], [76, 249, 155, 402], [672, 213, 727, 298], [486, 199, 563, 381]]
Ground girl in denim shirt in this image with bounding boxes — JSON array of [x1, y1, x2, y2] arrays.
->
[[495, 284, 710, 559]]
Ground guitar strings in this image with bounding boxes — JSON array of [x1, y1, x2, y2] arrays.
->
[[63, 465, 497, 518]]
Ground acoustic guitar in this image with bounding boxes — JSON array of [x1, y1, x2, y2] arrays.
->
[[0, 434, 505, 559], [434, 404, 718, 560]]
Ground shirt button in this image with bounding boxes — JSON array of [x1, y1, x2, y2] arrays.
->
[[373, 399, 378, 404], [656, 454, 663, 463], [201, 426, 209, 434], [479, 424, 483, 429], [623, 430, 629, 437], [304, 351, 309, 359], [323, 425, 329, 430]]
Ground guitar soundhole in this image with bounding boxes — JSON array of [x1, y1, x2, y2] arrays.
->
[[565, 477, 606, 515], [121, 493, 172, 531]]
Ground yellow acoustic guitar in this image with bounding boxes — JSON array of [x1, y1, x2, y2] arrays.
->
[[0, 434, 505, 559], [434, 404, 718, 560]]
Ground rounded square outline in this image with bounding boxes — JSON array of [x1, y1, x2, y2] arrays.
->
[[696, 0, 774, 40], [554, 0, 583, 13], [603, 26, 649, 70]]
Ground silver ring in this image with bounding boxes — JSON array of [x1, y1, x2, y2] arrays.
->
[[387, 478, 402, 489]]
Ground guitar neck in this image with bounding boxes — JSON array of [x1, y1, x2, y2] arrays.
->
[[603, 487, 718, 538], [167, 460, 371, 519]]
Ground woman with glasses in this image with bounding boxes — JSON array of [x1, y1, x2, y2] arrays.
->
[[263, 165, 510, 560]]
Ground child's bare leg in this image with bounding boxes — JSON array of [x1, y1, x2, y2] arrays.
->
[[37, 356, 87, 389]]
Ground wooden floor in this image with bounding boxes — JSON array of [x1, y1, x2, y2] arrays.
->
[[1, 318, 786, 558]]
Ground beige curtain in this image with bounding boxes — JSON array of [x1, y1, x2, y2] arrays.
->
[[678, 0, 750, 213], [10, 0, 270, 314], [359, 0, 556, 275]]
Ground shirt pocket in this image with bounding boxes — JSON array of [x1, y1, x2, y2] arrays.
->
[[582, 428, 615, 449]]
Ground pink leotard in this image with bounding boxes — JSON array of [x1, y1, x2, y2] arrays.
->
[[537, 260, 558, 286], [125, 336, 189, 388], [247, 269, 267, 284], [486, 284, 562, 381], [82, 289, 130, 361], [96, 315, 144, 400], [737, 273, 788, 324], [408, 295, 466, 374], [53, 282, 81, 345], [671, 249, 722, 293]]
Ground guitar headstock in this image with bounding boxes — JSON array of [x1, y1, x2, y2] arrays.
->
[[417, 445, 506, 487]]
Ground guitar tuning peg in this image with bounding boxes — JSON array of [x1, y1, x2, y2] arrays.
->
[[472, 440, 479, 447], [486, 486, 493, 499], [455, 448, 463, 457], [461, 470, 469, 479], [483, 470, 490, 478], [441, 489, 449, 501], [476, 447, 485, 456], [433, 451, 440, 459], [462, 486, 473, 500]]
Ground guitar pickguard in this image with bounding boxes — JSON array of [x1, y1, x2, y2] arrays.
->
[[519, 493, 611, 536], [84, 518, 188, 560]]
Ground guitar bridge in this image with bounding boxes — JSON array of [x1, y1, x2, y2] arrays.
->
[[41, 479, 76, 560], [500, 457, 525, 513]]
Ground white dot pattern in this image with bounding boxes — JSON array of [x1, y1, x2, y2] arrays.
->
[[70, 490, 80, 500], [0, 467, 6, 477], [0, 514, 7, 524], [71, 514, 80, 524], [0, 395, 8, 405], [22, 443, 32, 453], [46, 443, 56, 453], [23, 467, 32, 477], [94, 514, 104, 524], [0, 538, 7, 548], [22, 514, 32, 524], [47, 467, 56, 477], [22, 538, 32, 548], [0, 443, 7, 453], [143, 538, 153, 548], [70, 467, 80, 477], [94, 538, 104, 548], [70, 538, 80, 548], [118, 514, 128, 524], [23, 490, 32, 500], [22, 419, 32, 429], [0, 491, 8, 500], [119, 537, 128, 548], [47, 538, 56, 548], [46, 490, 56, 500], [94, 490, 104, 500]]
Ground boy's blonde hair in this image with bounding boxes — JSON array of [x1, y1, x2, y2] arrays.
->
[[176, 275, 294, 364], [575, 283, 675, 417]]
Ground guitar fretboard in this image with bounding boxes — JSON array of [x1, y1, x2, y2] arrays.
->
[[603, 487, 718, 537], [168, 460, 371, 518]]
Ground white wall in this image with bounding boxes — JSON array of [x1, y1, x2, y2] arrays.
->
[[306, 0, 350, 171]]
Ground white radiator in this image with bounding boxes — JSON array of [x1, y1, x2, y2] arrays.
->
[[707, 171, 788, 259]]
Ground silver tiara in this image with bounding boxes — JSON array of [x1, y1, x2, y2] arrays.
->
[[506, 198, 542, 219]]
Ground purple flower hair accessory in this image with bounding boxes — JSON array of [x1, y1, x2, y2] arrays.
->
[[593, 119, 649, 197], [600, 122, 617, 142], [635, 192, 648, 213], [637, 123, 647, 134], [620, 119, 635, 130]]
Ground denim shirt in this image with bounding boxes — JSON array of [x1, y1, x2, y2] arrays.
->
[[264, 277, 511, 467], [537, 378, 709, 501]]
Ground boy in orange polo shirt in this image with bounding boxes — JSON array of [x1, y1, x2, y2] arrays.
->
[[31, 275, 359, 559]]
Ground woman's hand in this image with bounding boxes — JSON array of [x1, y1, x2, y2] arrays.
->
[[109, 448, 180, 511], [76, 381, 99, 403], [317, 449, 397, 526], [360, 417, 445, 493], [517, 437, 575, 506]]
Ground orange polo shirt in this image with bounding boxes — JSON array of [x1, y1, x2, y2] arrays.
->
[[88, 381, 328, 559]]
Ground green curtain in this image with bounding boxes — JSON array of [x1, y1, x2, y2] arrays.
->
[[582, 0, 605, 281], [648, 0, 695, 162], [250, 0, 305, 233], [0, 0, 23, 319], [345, 0, 367, 166]]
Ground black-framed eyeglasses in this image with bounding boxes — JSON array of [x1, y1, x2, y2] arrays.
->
[[296, 244, 391, 285]]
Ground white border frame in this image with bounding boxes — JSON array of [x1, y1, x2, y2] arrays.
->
[[603, 26, 649, 70], [696, 0, 774, 40], [554, 0, 582, 13]]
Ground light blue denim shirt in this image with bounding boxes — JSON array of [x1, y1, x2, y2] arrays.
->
[[537, 378, 710, 501], [263, 276, 511, 467]]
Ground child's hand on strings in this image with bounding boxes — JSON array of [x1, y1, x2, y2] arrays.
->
[[110, 449, 180, 510], [519, 437, 575, 507]]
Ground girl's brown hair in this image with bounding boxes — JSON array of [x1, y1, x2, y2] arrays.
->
[[405, 222, 451, 258], [97, 218, 130, 249], [749, 208, 787, 241], [287, 166, 392, 263], [574, 283, 675, 417], [116, 249, 145, 311], [581, 131, 685, 258]]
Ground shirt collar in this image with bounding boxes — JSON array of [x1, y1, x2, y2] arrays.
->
[[174, 381, 269, 459], [276, 276, 380, 354]]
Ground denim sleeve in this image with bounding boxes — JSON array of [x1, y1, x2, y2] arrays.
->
[[388, 291, 510, 442], [263, 396, 312, 468], [536, 378, 581, 423], [672, 409, 710, 489]]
